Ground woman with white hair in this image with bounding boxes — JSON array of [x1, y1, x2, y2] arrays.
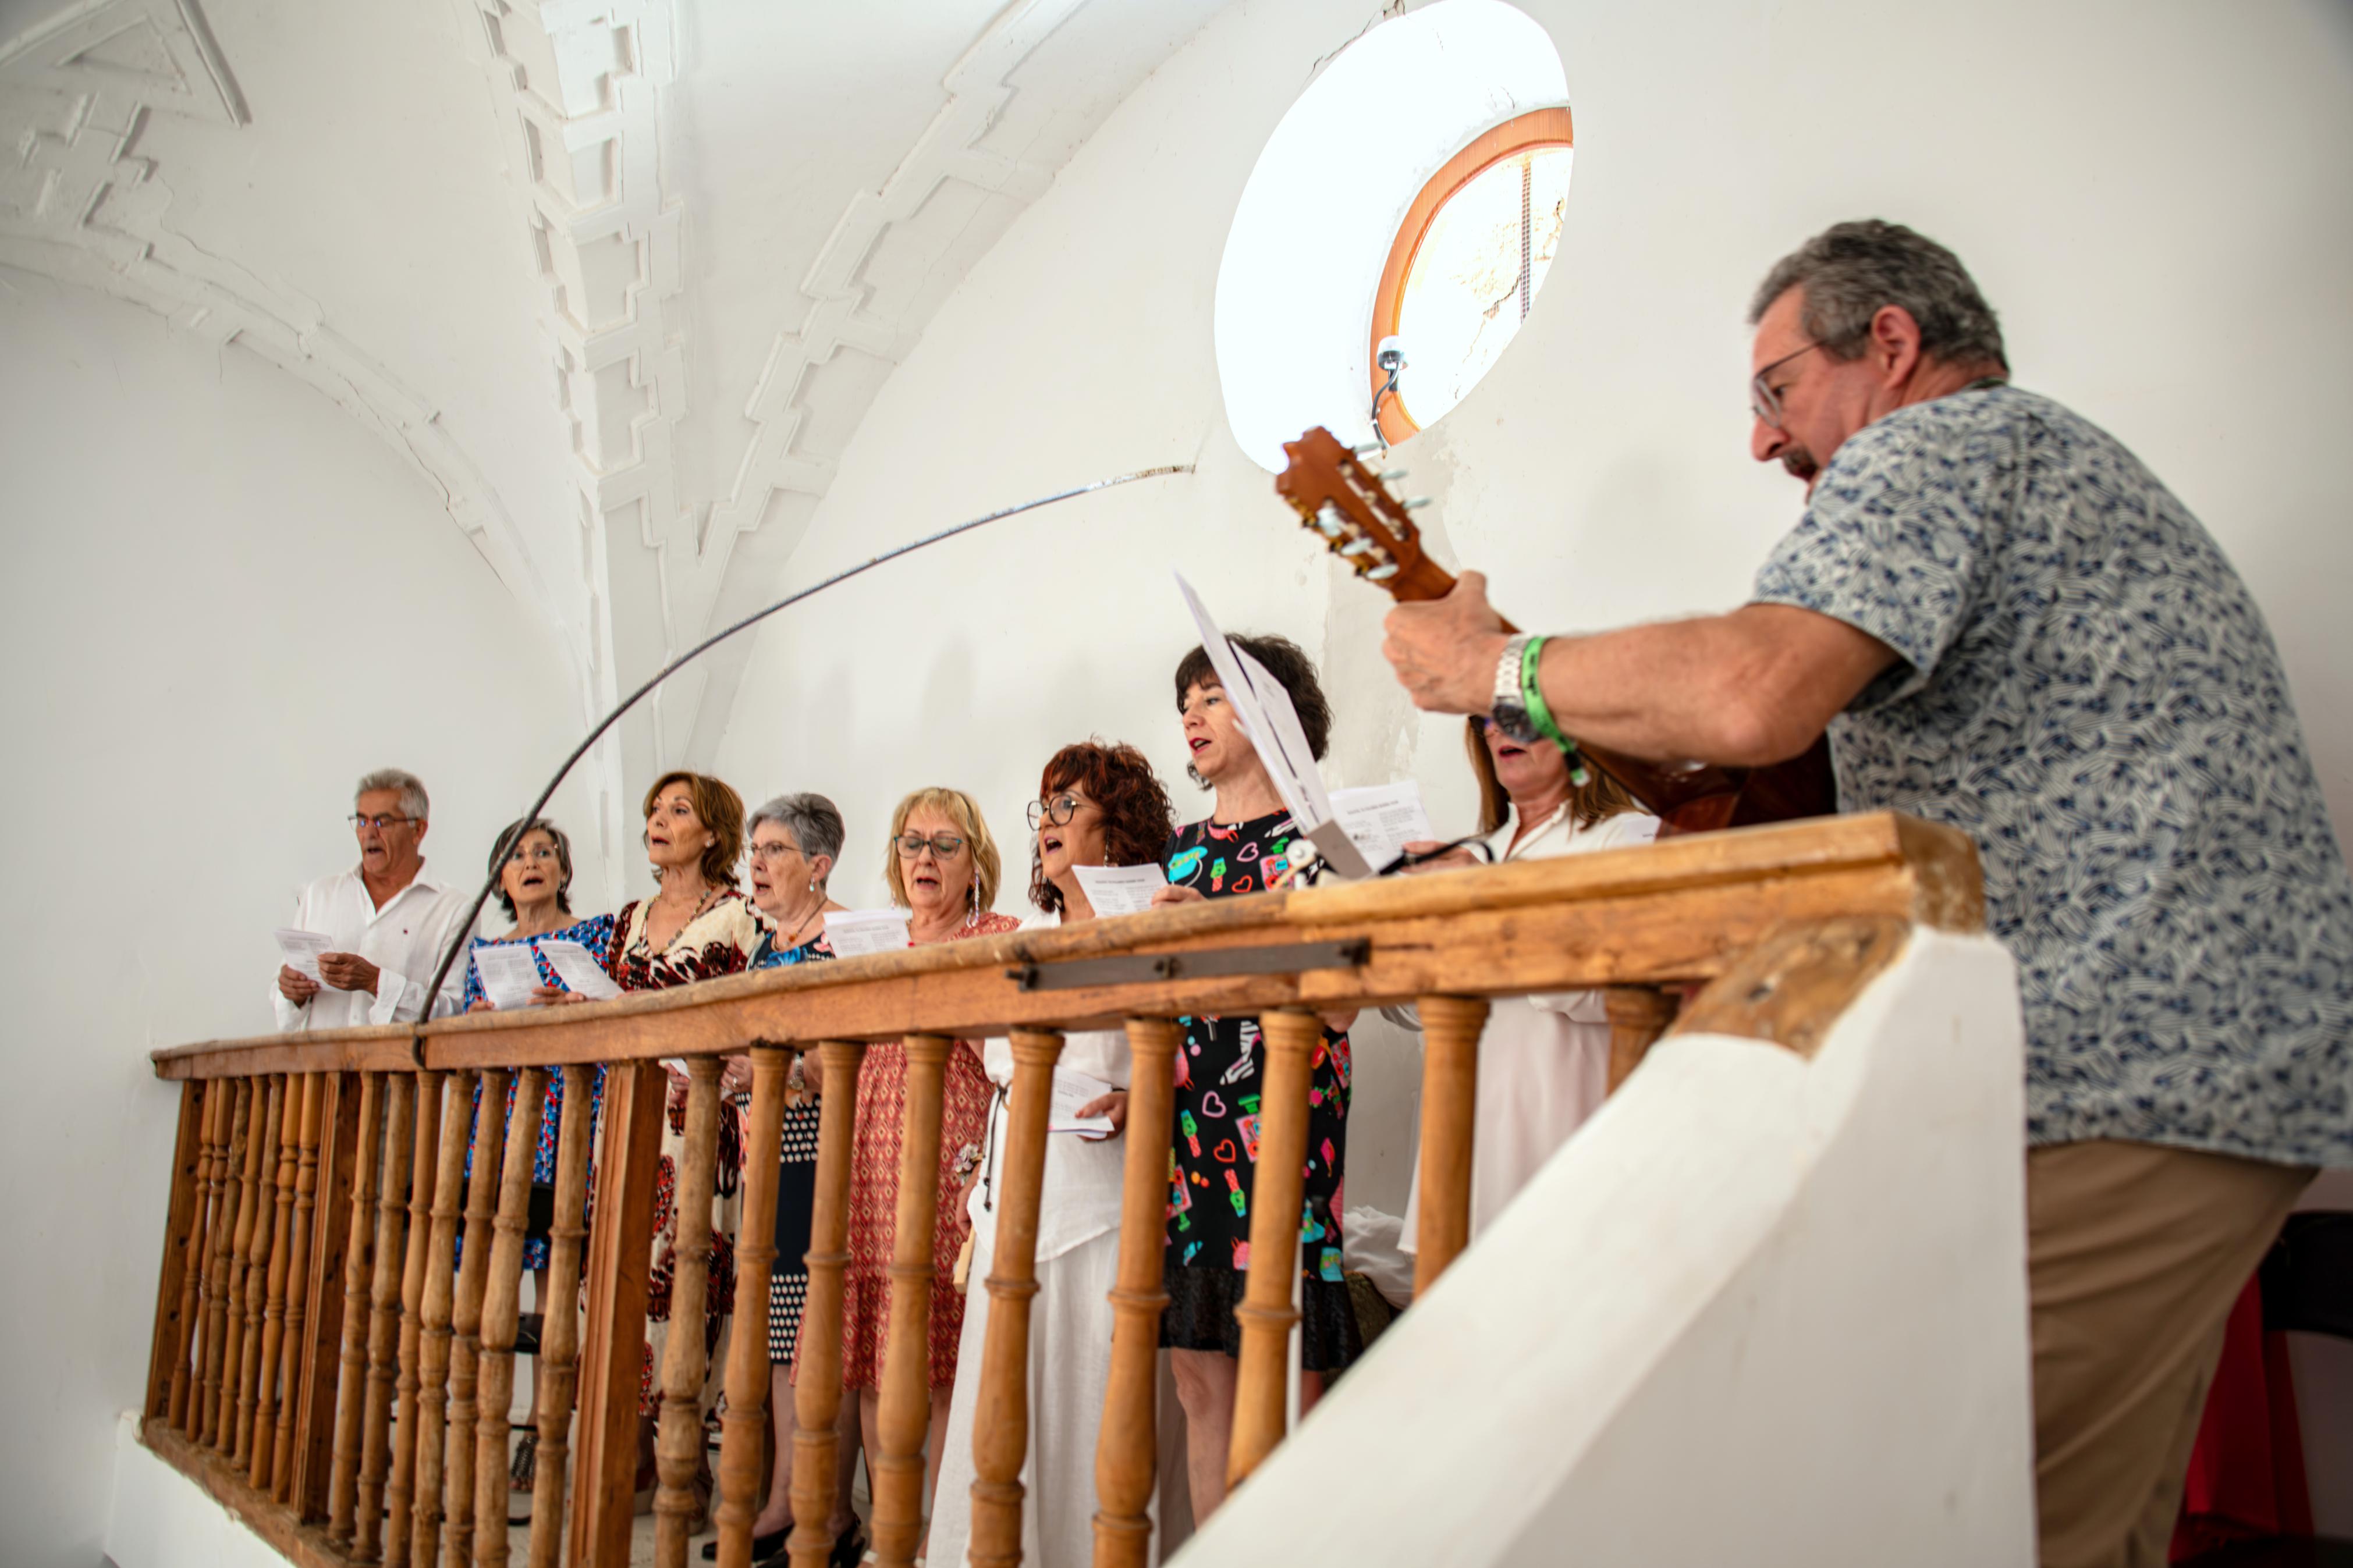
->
[[715, 792, 864, 1567]]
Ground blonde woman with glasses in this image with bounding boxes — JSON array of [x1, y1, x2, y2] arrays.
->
[[839, 787, 1018, 1558]]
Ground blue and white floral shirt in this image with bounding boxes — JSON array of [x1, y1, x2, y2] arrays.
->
[[1752, 383, 2352, 1168]]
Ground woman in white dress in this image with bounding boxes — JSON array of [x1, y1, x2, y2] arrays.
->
[[1400, 719, 1660, 1250], [928, 742, 1181, 1568]]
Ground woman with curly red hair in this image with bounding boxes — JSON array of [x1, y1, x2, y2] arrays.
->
[[928, 742, 1184, 1568]]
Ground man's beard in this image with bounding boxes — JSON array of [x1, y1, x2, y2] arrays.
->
[[1780, 445, 1820, 483]]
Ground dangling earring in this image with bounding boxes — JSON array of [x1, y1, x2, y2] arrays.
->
[[808, 878, 818, 893], [966, 869, 981, 927]]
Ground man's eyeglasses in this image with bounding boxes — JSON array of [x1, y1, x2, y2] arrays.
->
[[1749, 340, 1825, 429], [895, 833, 967, 860], [1026, 794, 1084, 829], [349, 813, 418, 831]]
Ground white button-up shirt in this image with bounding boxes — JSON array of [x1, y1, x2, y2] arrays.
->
[[272, 860, 476, 1032]]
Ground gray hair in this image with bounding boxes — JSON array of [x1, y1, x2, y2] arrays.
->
[[748, 792, 845, 880], [355, 767, 430, 823], [1749, 220, 2007, 371]]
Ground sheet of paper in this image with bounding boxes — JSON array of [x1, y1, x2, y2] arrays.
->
[[274, 928, 333, 984], [1072, 862, 1167, 916], [1049, 1067, 1116, 1137], [1173, 573, 1372, 880], [537, 938, 620, 1000], [1330, 781, 1434, 870], [469, 941, 544, 1011], [825, 909, 913, 958]]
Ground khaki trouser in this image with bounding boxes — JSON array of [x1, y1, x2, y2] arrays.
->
[[2029, 1139, 2314, 1568]]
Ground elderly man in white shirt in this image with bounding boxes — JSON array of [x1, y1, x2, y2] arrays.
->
[[274, 768, 475, 1030]]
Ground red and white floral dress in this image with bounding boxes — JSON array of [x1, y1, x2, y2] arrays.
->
[[838, 911, 1023, 1390], [605, 887, 769, 1417]]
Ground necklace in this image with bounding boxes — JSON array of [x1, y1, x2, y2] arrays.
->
[[773, 897, 826, 952]]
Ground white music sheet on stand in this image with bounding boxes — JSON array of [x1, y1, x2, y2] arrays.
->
[[538, 938, 620, 1000], [470, 942, 544, 1011], [1330, 781, 1434, 870], [1072, 862, 1166, 916], [1173, 573, 1374, 881], [825, 909, 913, 957]]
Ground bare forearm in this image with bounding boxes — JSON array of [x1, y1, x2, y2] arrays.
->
[[1536, 606, 1896, 766]]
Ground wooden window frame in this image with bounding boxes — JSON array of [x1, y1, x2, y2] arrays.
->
[[1370, 105, 1574, 445]]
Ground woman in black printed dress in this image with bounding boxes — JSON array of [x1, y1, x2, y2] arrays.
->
[[1149, 633, 1359, 1519]]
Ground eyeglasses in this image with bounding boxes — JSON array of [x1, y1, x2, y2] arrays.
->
[[1026, 794, 1084, 829], [504, 844, 560, 864], [895, 832, 967, 860], [349, 813, 418, 831], [748, 841, 803, 866], [1749, 340, 1826, 429]]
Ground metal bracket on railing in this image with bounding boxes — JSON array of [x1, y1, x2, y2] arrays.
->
[[1005, 938, 1370, 993]]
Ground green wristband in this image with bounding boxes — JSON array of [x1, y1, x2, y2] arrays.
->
[[1520, 635, 1589, 785]]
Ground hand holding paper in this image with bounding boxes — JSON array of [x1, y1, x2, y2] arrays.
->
[[1330, 781, 1434, 870], [537, 938, 620, 1000], [469, 942, 544, 1011], [274, 929, 333, 985], [1071, 862, 1167, 917]]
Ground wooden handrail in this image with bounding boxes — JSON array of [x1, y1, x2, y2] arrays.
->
[[152, 814, 1979, 1080], [133, 813, 1981, 1568]]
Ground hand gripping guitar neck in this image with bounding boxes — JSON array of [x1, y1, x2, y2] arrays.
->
[[1273, 427, 1834, 836]]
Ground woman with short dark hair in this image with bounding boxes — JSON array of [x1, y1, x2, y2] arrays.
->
[[1149, 634, 1360, 1520]]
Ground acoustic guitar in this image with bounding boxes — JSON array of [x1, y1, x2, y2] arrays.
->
[[1273, 426, 1836, 836]]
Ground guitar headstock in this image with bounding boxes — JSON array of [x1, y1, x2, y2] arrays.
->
[[1274, 428, 1460, 603]]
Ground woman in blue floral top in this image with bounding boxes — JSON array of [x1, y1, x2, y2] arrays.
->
[[457, 816, 612, 1503]]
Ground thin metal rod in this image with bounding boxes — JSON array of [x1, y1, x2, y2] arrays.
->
[[421, 463, 1194, 1015]]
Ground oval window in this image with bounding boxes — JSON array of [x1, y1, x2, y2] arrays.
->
[[1372, 108, 1573, 445]]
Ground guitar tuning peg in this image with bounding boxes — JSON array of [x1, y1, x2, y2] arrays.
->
[[1377, 469, 1408, 482], [1351, 443, 1382, 456], [1367, 562, 1400, 582], [1404, 496, 1434, 510], [1312, 503, 1346, 538]]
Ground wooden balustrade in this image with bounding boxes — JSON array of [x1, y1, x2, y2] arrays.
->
[[132, 813, 1979, 1568]]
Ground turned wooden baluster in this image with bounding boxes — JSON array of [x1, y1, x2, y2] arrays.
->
[[173, 1080, 228, 1434], [447, 1068, 509, 1568], [527, 1063, 596, 1568], [716, 1047, 790, 1568], [233, 1075, 288, 1466], [204, 1078, 254, 1450], [1092, 1018, 1178, 1568], [787, 1041, 864, 1568], [1605, 986, 1680, 1093], [1226, 1010, 1322, 1491], [146, 1080, 207, 1430], [251, 1073, 303, 1486], [1411, 997, 1490, 1296], [655, 1059, 726, 1568], [328, 1072, 386, 1548], [386, 1070, 444, 1564], [968, 1027, 1065, 1568], [872, 1033, 951, 1568], [477, 1066, 549, 1568], [411, 1070, 474, 1568], [273, 1071, 327, 1501], [356, 1072, 418, 1563]]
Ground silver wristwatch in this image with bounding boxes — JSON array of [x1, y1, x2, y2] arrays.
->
[[1490, 633, 1539, 744]]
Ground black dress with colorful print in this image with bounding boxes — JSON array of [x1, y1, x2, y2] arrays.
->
[[1157, 810, 1360, 1371]]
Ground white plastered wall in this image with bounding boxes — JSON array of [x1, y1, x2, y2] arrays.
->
[[0, 275, 606, 1566], [715, 0, 2353, 1206]]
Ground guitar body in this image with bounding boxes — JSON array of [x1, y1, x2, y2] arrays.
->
[[1275, 426, 1838, 836]]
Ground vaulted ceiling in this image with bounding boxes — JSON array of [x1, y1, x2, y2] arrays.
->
[[0, 0, 1232, 780]]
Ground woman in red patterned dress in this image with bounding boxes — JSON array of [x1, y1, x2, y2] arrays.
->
[[840, 786, 1019, 1552], [603, 771, 768, 1508]]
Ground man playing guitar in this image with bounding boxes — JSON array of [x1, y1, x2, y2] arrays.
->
[[1378, 219, 2353, 1568]]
